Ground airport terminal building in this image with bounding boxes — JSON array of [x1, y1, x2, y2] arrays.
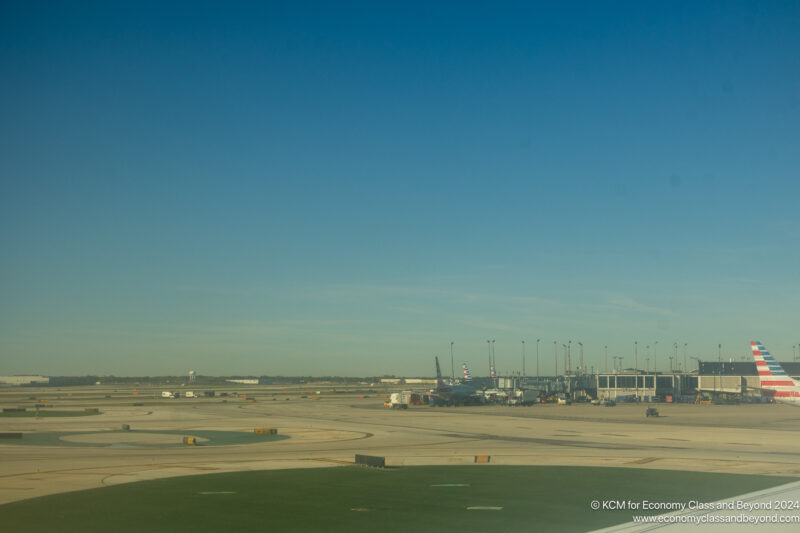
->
[[696, 361, 800, 398], [595, 371, 694, 401], [595, 361, 800, 401]]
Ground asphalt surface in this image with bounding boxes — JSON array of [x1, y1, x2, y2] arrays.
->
[[2, 385, 799, 504]]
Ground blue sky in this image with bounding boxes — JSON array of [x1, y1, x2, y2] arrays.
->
[[1, 1, 799, 376]]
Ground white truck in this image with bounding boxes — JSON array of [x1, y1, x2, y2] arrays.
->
[[508, 389, 539, 406], [389, 391, 411, 409], [185, 391, 197, 398], [161, 391, 178, 399]]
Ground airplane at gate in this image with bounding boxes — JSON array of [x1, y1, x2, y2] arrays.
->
[[750, 341, 800, 406], [430, 356, 479, 405]]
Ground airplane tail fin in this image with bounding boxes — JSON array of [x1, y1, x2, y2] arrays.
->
[[435, 356, 444, 387], [462, 362, 472, 382], [751, 341, 800, 399], [490, 363, 496, 379]]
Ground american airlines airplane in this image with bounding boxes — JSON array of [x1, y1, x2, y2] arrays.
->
[[430, 356, 479, 405], [750, 341, 800, 406]]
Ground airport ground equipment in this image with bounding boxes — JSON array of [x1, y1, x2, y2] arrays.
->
[[389, 391, 411, 409], [646, 407, 659, 417], [161, 391, 178, 399], [508, 389, 539, 406], [254, 428, 278, 435], [354, 454, 386, 468]]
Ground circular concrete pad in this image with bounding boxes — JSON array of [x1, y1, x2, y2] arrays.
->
[[59, 433, 209, 445]]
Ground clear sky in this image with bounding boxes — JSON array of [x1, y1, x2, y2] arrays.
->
[[1, 1, 799, 377]]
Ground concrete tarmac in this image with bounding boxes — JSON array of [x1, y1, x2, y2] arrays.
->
[[2, 387, 800, 504]]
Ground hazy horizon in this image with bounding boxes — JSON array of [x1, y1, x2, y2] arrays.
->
[[2, 2, 798, 376]]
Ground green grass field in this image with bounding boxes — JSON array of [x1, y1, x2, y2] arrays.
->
[[0, 409, 101, 417], [0, 466, 789, 532]]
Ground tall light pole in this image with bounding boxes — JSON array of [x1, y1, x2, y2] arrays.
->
[[450, 341, 455, 384], [536, 339, 540, 382], [487, 340, 492, 379], [554, 341, 558, 377], [491, 339, 496, 373], [654, 341, 658, 373], [578, 342, 584, 375], [562, 344, 567, 377], [683, 343, 688, 375], [567, 340, 572, 375], [634, 341, 638, 397], [521, 340, 526, 380], [646, 357, 650, 372], [673, 342, 678, 373], [604, 345, 608, 372]]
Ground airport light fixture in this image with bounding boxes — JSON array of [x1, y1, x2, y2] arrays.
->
[[536, 339, 540, 382], [521, 340, 526, 379], [683, 343, 688, 375], [553, 341, 558, 377], [492, 339, 497, 378], [487, 340, 492, 381], [673, 343, 678, 369], [450, 341, 455, 385], [634, 341, 638, 394], [578, 342, 583, 375], [654, 341, 658, 373], [568, 340, 572, 375]]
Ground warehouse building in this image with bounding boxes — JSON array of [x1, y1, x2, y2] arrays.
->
[[0, 375, 50, 386]]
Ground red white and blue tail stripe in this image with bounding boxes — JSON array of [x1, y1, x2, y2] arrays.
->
[[751, 341, 800, 404], [462, 362, 472, 382]]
